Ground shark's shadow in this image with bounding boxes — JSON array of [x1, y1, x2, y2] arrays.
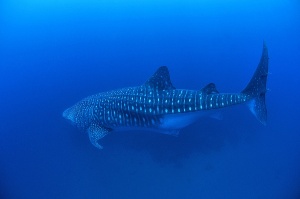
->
[[102, 115, 255, 165]]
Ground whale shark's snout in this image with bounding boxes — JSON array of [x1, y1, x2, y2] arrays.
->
[[62, 107, 75, 123]]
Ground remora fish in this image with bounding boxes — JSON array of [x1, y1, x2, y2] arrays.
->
[[63, 43, 268, 149]]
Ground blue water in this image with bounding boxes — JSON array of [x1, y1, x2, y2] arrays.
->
[[1, 0, 300, 198]]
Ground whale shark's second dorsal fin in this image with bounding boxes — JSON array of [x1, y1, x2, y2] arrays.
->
[[144, 66, 176, 90], [200, 83, 219, 94]]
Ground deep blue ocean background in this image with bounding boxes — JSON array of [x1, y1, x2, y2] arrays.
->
[[1, 0, 300, 198]]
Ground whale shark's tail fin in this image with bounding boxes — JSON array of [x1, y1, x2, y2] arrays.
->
[[242, 42, 269, 125]]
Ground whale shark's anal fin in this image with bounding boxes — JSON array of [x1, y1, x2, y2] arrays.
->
[[88, 124, 111, 149]]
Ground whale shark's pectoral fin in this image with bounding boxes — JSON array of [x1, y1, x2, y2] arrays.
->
[[87, 124, 111, 149]]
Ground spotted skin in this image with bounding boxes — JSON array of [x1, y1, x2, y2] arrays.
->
[[63, 43, 268, 149]]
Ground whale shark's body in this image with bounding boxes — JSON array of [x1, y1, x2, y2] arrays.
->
[[63, 43, 268, 149]]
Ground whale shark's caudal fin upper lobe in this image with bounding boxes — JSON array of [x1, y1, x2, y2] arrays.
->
[[242, 42, 269, 125]]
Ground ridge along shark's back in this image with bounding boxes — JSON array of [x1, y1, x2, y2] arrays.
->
[[63, 43, 269, 149]]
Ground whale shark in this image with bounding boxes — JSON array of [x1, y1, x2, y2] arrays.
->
[[63, 43, 268, 149]]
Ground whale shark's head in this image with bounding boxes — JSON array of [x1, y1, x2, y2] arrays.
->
[[63, 102, 91, 130], [62, 106, 76, 124]]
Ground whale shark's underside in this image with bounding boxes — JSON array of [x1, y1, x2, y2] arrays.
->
[[63, 43, 268, 149]]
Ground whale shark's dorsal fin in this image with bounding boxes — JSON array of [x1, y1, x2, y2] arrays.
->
[[201, 83, 219, 94], [144, 66, 176, 90]]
